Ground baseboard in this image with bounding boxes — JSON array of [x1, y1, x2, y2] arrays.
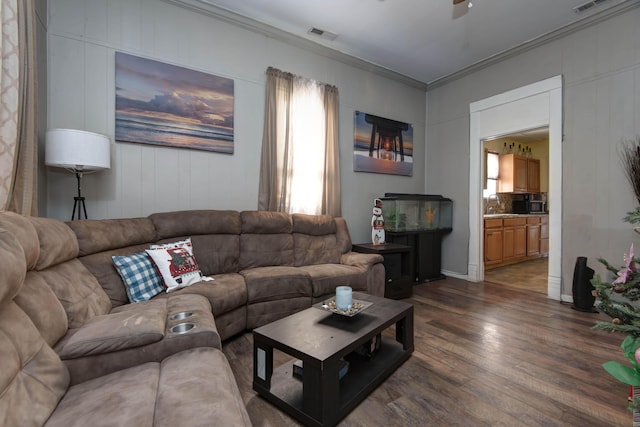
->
[[441, 269, 469, 281]]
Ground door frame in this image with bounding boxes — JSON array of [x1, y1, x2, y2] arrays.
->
[[468, 75, 563, 300]]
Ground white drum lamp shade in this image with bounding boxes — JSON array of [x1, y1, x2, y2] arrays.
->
[[45, 129, 111, 171], [45, 129, 111, 220]]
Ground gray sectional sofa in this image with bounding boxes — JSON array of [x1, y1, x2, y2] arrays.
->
[[0, 209, 384, 426]]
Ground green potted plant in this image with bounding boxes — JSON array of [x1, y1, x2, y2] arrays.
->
[[592, 243, 640, 411]]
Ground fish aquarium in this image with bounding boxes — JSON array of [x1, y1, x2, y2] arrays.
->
[[380, 194, 452, 232]]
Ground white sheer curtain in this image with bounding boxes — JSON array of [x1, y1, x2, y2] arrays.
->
[[258, 67, 341, 216]]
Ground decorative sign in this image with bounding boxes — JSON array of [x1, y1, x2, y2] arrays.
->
[[115, 52, 234, 153], [353, 111, 413, 176]]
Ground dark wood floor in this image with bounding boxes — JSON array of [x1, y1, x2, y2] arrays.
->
[[222, 277, 631, 426], [485, 258, 549, 294]]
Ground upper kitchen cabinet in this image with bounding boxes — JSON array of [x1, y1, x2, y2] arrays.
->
[[527, 158, 540, 193], [498, 154, 540, 193]]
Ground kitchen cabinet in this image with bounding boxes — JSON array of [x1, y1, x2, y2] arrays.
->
[[540, 215, 549, 256], [503, 217, 526, 261], [484, 214, 547, 269], [526, 216, 541, 257], [498, 154, 540, 193], [484, 218, 503, 266], [527, 158, 540, 193]]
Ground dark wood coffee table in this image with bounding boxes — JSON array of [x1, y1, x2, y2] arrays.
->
[[252, 292, 413, 426]]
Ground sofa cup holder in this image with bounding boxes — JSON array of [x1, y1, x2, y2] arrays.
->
[[170, 322, 195, 334], [170, 311, 194, 321]]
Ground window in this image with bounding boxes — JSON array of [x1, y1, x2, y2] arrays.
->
[[258, 67, 341, 216], [483, 150, 499, 198]]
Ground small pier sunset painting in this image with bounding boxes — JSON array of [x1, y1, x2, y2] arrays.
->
[[115, 52, 234, 153], [353, 111, 413, 176]]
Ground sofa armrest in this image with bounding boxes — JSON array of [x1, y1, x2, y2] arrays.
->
[[341, 252, 385, 297], [57, 309, 165, 359], [340, 251, 384, 267], [57, 294, 222, 385]]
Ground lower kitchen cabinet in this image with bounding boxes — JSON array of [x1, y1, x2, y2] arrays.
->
[[484, 218, 503, 266], [503, 217, 526, 261], [484, 214, 548, 270], [540, 215, 549, 256], [526, 217, 541, 257], [485, 228, 503, 265]]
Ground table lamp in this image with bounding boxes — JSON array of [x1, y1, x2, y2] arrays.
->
[[45, 128, 111, 220]]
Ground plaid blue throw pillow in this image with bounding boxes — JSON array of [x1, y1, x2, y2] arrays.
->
[[112, 251, 165, 303]]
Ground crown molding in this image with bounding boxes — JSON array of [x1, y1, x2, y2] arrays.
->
[[163, 0, 639, 92], [162, 0, 428, 90]]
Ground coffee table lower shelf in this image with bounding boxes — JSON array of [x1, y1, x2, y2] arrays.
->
[[254, 339, 409, 426]]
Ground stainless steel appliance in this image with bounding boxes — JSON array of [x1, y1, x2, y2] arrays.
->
[[512, 194, 546, 214]]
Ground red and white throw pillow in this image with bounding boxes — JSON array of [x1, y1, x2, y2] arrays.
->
[[146, 246, 203, 292]]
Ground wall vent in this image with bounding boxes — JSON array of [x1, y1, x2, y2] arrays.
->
[[307, 27, 338, 41], [573, 0, 609, 13]]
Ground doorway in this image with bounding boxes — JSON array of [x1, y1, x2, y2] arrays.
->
[[467, 76, 563, 300], [482, 128, 549, 294]]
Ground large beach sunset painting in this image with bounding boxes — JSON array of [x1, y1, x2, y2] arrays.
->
[[353, 111, 413, 176], [115, 52, 234, 153]]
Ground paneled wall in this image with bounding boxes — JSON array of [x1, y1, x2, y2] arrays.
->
[[45, 0, 427, 244], [427, 6, 640, 293]]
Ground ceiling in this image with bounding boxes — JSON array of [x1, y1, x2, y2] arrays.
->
[[175, 0, 638, 87]]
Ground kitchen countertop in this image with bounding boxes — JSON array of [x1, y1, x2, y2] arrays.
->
[[483, 213, 548, 218]]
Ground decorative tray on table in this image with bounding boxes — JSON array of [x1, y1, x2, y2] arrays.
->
[[313, 298, 373, 317]]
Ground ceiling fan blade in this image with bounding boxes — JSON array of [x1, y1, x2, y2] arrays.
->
[[453, 0, 466, 4]]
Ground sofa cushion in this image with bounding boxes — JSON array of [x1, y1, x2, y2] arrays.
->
[[39, 259, 112, 328], [0, 300, 70, 427], [241, 210, 292, 233], [112, 252, 164, 303], [293, 233, 342, 266], [152, 272, 247, 318], [44, 361, 160, 426], [292, 213, 337, 235], [57, 308, 165, 359], [15, 272, 69, 347], [154, 347, 252, 426], [191, 234, 240, 275], [240, 233, 294, 269], [0, 228, 26, 304], [66, 217, 157, 256], [298, 263, 369, 297], [29, 216, 79, 270], [44, 347, 251, 427], [241, 266, 311, 303], [150, 210, 242, 239], [79, 244, 150, 308], [0, 211, 40, 269], [334, 217, 354, 254]]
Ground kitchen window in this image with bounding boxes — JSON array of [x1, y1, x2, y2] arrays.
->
[[484, 150, 499, 198]]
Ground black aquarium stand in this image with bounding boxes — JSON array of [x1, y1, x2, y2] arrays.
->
[[352, 243, 413, 299], [385, 229, 452, 283]]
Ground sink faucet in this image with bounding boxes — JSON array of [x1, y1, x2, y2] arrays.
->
[[486, 194, 499, 214]]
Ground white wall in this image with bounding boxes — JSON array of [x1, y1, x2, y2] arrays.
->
[[428, 6, 640, 294], [45, 0, 427, 244]]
